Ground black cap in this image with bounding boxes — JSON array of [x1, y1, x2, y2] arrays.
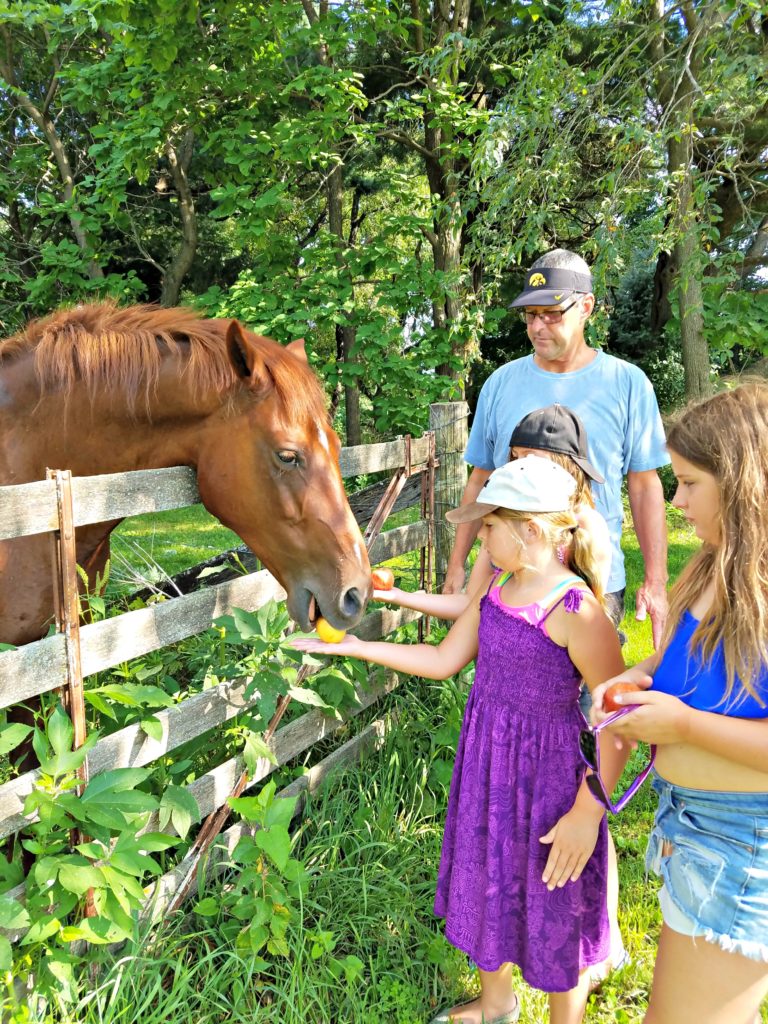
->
[[509, 404, 604, 484], [509, 266, 593, 308]]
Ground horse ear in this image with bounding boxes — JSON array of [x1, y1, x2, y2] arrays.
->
[[226, 319, 260, 379], [286, 338, 308, 365]]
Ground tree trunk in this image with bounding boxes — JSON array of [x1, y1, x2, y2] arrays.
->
[[327, 162, 361, 445], [13, 98, 103, 280], [0, 31, 103, 281], [160, 130, 198, 307], [674, 210, 710, 398], [667, 119, 710, 399], [651, 1, 711, 399]]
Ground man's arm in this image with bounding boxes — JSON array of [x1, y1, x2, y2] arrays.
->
[[627, 468, 668, 648], [442, 466, 492, 594]]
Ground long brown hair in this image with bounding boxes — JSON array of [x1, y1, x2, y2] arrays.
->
[[495, 508, 605, 605], [663, 381, 768, 706]]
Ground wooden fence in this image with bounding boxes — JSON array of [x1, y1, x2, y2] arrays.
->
[[0, 402, 469, 931]]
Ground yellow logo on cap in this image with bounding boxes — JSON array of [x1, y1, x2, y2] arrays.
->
[[529, 273, 546, 287], [553, 293, 563, 300]]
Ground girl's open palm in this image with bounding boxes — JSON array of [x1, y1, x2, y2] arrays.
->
[[371, 585, 409, 603], [290, 635, 364, 657]]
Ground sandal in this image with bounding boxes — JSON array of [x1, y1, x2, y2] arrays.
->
[[430, 994, 521, 1023]]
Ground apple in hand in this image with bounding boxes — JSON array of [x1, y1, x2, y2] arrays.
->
[[371, 567, 395, 591], [604, 681, 641, 712]]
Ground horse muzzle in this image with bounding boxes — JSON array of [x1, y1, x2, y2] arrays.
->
[[289, 578, 371, 633]]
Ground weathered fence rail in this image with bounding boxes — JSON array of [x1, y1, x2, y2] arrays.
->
[[0, 411, 475, 928]]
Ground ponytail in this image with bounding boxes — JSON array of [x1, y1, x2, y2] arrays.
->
[[565, 524, 604, 605]]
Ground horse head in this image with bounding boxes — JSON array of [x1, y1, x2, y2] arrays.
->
[[194, 320, 371, 632]]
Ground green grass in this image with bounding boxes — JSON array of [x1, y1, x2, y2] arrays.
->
[[44, 503, 767, 1023], [107, 505, 241, 597]]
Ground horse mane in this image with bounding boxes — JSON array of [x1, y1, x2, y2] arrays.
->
[[0, 301, 327, 422]]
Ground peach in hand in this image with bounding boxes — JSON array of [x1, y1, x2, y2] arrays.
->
[[604, 681, 641, 712], [371, 567, 395, 590], [315, 617, 346, 644]]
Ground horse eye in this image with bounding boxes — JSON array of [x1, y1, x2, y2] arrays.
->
[[277, 450, 299, 466]]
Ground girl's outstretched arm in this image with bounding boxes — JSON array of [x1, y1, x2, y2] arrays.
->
[[370, 586, 470, 620], [371, 549, 495, 621], [291, 594, 482, 680]]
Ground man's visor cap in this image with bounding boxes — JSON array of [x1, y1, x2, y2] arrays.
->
[[510, 267, 593, 308]]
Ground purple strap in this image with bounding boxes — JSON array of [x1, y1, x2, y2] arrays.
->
[[540, 586, 584, 625]]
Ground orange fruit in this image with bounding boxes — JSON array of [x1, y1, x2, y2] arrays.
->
[[315, 617, 346, 643], [604, 681, 640, 712], [371, 567, 395, 590]]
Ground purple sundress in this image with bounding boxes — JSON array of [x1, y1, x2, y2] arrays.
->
[[434, 575, 610, 993]]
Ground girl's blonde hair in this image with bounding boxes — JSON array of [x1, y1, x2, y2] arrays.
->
[[509, 447, 595, 508], [495, 507, 605, 605], [662, 381, 768, 706]]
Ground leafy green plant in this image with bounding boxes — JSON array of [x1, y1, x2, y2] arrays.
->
[[4, 704, 186, 1015], [193, 781, 310, 964]]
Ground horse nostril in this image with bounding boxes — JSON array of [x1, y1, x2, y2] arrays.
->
[[341, 586, 364, 620]]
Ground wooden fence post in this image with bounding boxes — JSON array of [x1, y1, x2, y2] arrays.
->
[[429, 402, 469, 589]]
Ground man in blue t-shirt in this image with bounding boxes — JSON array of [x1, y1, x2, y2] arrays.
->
[[444, 248, 669, 647]]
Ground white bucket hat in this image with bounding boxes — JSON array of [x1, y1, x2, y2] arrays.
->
[[446, 455, 576, 524]]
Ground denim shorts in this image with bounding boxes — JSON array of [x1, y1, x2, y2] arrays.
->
[[646, 774, 768, 963]]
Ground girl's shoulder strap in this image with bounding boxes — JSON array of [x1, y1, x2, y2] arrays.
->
[[486, 569, 511, 596], [539, 577, 590, 623]]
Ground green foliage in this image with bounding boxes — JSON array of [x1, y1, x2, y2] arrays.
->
[[194, 780, 311, 964], [2, 0, 765, 429], [607, 265, 686, 411], [666, 269, 768, 371], [3, 703, 185, 1013]]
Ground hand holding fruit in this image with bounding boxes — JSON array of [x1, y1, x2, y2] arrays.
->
[[371, 567, 402, 602], [596, 687, 692, 747], [371, 567, 395, 590], [603, 681, 642, 712], [590, 672, 653, 725], [290, 620, 363, 657]]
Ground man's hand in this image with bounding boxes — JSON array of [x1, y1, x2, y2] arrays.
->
[[442, 467, 490, 595], [627, 469, 668, 649], [635, 578, 668, 648], [442, 564, 467, 595]]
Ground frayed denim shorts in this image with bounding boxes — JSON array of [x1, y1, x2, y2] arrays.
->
[[646, 775, 768, 963]]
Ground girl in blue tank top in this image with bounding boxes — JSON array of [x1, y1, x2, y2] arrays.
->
[[592, 382, 768, 1024]]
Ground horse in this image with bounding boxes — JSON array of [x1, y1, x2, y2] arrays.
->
[[0, 302, 372, 647]]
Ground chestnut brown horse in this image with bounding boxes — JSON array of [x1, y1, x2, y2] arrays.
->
[[0, 302, 371, 647]]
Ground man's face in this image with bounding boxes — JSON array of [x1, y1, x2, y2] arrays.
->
[[524, 293, 594, 367]]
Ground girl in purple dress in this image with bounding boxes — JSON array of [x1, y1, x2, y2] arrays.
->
[[293, 456, 627, 1024]]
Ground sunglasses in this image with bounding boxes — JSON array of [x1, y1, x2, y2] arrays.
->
[[578, 706, 656, 814], [519, 299, 580, 325]]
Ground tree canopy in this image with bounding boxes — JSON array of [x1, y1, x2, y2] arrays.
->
[[1, 0, 766, 439]]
